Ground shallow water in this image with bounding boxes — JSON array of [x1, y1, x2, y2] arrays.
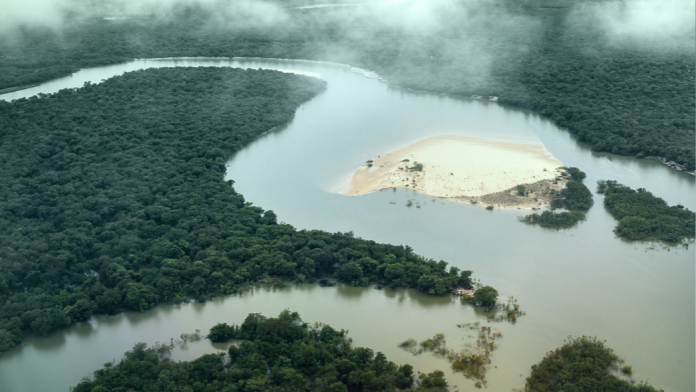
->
[[0, 58, 693, 392]]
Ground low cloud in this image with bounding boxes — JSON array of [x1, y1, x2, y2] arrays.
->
[[0, 0, 290, 33], [569, 0, 695, 51]]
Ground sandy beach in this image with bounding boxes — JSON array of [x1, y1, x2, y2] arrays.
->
[[343, 135, 568, 208]]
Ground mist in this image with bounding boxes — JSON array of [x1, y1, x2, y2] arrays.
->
[[1, 0, 692, 95], [567, 0, 696, 51], [0, 0, 291, 33]]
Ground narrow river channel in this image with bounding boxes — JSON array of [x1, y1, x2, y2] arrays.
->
[[0, 58, 694, 392]]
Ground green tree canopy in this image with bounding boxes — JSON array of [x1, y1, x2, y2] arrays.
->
[[473, 286, 499, 307], [525, 336, 662, 392], [75, 310, 448, 392]]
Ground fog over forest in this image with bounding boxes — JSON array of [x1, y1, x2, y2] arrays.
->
[[2, 0, 693, 90], [4, 0, 694, 46]]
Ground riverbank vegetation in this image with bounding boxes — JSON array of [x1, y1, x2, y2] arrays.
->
[[521, 167, 593, 229], [0, 68, 473, 353], [597, 180, 695, 244], [524, 336, 662, 392], [74, 310, 449, 392], [1, 1, 692, 171]]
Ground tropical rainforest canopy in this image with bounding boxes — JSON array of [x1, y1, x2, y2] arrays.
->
[[0, 68, 472, 353], [73, 310, 449, 392]]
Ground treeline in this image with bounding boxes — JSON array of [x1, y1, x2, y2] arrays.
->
[[0, 68, 472, 353], [525, 336, 662, 392], [0, 1, 693, 169], [597, 180, 695, 244], [74, 310, 449, 392], [521, 167, 593, 229]]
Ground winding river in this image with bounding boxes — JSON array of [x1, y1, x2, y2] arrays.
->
[[0, 58, 694, 392]]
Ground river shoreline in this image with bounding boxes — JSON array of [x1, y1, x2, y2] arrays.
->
[[0, 84, 39, 95]]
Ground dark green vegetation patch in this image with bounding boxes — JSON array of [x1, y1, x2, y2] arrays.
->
[[597, 180, 695, 244], [524, 336, 661, 392], [0, 68, 472, 353], [75, 310, 449, 392], [521, 167, 593, 229]]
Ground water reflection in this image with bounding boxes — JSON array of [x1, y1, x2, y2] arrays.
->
[[32, 334, 68, 351], [72, 321, 96, 338]]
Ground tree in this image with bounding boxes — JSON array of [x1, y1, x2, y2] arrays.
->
[[417, 370, 449, 391], [525, 336, 663, 392], [473, 286, 498, 307]]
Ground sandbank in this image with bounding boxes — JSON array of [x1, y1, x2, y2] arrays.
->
[[343, 135, 568, 209]]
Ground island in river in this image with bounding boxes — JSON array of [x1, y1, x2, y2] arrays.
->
[[344, 135, 568, 209]]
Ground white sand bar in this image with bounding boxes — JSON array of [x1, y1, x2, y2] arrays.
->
[[344, 135, 563, 199]]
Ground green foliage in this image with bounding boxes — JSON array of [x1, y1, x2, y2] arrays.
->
[[417, 370, 448, 390], [516, 185, 526, 196], [522, 167, 592, 229], [75, 310, 446, 392], [0, 68, 473, 352], [473, 286, 498, 308], [207, 322, 238, 343], [562, 181, 593, 212], [525, 336, 662, 392], [564, 167, 587, 182], [597, 180, 695, 243], [521, 210, 586, 229]]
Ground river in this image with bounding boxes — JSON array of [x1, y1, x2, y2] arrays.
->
[[0, 58, 693, 392]]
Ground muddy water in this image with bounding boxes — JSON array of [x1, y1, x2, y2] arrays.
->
[[0, 58, 694, 392]]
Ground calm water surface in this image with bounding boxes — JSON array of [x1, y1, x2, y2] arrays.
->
[[0, 58, 694, 392]]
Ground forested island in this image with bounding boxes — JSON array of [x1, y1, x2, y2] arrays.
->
[[0, 0, 693, 171], [524, 336, 662, 392], [74, 311, 448, 392], [72, 311, 661, 392], [0, 68, 474, 353], [597, 180, 695, 244]]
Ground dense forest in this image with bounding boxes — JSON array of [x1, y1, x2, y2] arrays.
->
[[0, 2, 688, 389], [73, 310, 449, 392], [524, 336, 662, 392], [0, 68, 474, 353], [597, 180, 695, 244], [0, 0, 693, 170], [521, 167, 593, 228]]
